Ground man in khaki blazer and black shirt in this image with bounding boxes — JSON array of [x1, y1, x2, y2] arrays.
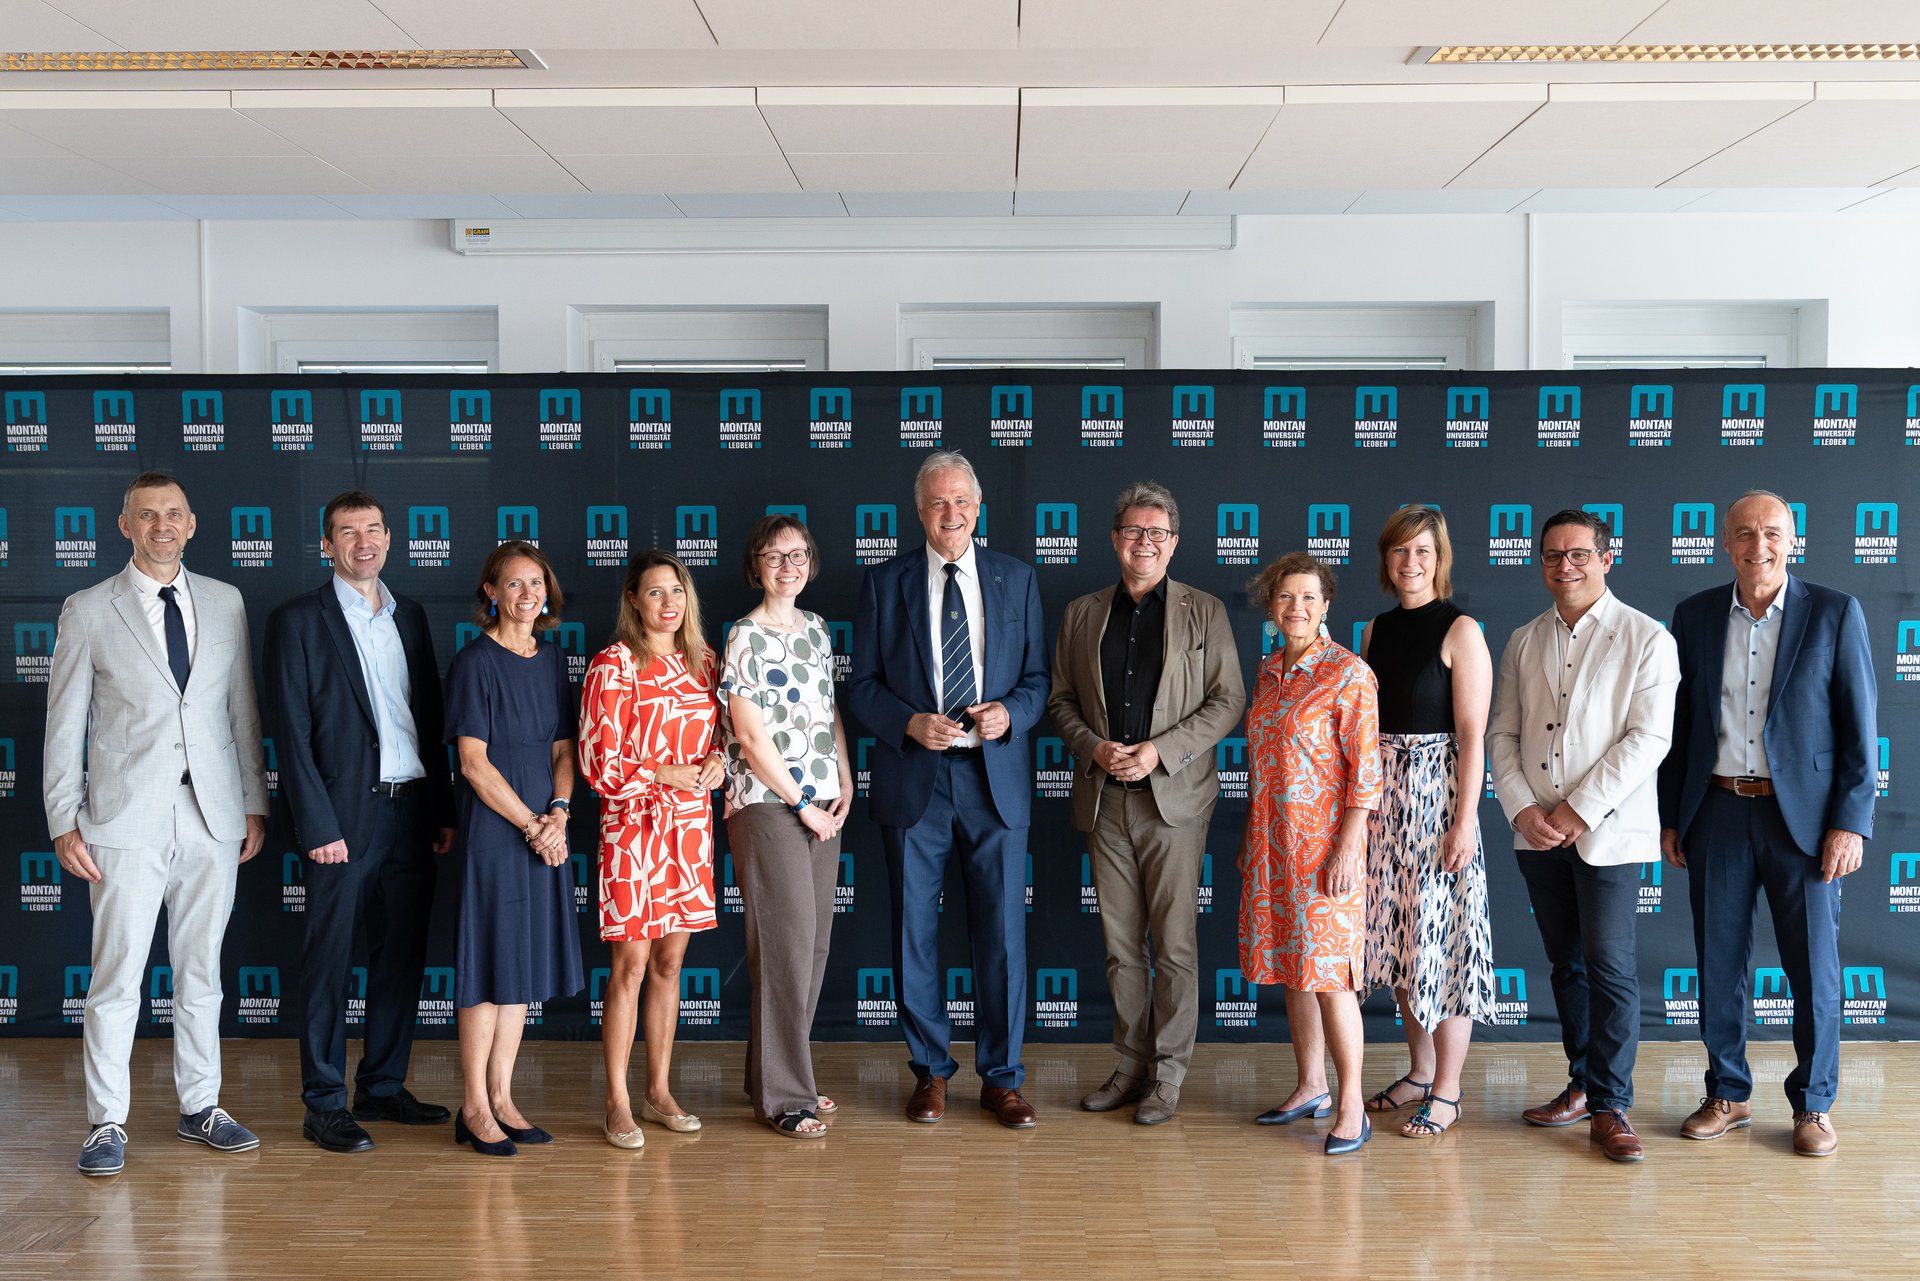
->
[[1048, 481, 1245, 1124]]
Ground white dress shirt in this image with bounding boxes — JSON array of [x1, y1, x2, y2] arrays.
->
[[333, 575, 427, 782], [924, 541, 987, 749], [1712, 581, 1786, 778], [126, 559, 198, 669], [1543, 590, 1611, 801]]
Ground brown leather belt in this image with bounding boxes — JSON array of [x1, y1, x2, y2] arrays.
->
[[1711, 774, 1775, 797]]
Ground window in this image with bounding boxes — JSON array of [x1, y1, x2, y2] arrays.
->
[[1561, 303, 1808, 369], [899, 307, 1156, 370], [575, 308, 827, 373], [243, 309, 498, 374], [0, 311, 169, 373], [1230, 305, 1483, 370]]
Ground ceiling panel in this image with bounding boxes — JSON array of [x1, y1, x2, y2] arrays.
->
[[1236, 85, 1543, 191], [232, 90, 541, 158], [666, 191, 849, 216], [1019, 88, 1282, 189], [0, 195, 194, 220], [2, 154, 159, 194], [46, 0, 415, 49], [1669, 84, 1920, 188], [757, 88, 1016, 154], [0, 118, 79, 158], [1179, 189, 1359, 213], [97, 155, 369, 194], [323, 194, 525, 219], [497, 89, 778, 155], [698, 1, 1018, 50], [328, 153, 588, 194], [1680, 187, 1888, 212], [1451, 83, 1810, 187], [785, 152, 1013, 192], [1013, 190, 1187, 215], [151, 195, 365, 219], [1020, 1, 1341, 48], [841, 191, 1015, 216], [0, 91, 306, 158], [1627, 0, 1920, 44], [1346, 189, 1535, 213], [553, 151, 800, 193], [1511, 187, 1706, 212], [7, 1, 122, 49], [365, 1, 716, 48], [494, 193, 686, 217], [1321, 1, 1662, 45]]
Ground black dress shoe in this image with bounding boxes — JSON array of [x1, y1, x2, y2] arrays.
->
[[352, 1087, 452, 1125], [304, 1108, 375, 1153]]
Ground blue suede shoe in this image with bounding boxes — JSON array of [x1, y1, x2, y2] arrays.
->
[[1324, 1116, 1372, 1156], [177, 1106, 261, 1152], [78, 1123, 127, 1176]]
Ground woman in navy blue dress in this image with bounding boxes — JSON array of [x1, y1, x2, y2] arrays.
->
[[444, 539, 584, 1156]]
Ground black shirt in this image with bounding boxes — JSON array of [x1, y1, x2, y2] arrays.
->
[[1369, 597, 1464, 734], [1100, 577, 1168, 750]]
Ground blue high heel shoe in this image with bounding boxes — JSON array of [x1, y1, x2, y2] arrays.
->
[[1255, 1093, 1332, 1125], [495, 1116, 553, 1144], [454, 1109, 517, 1157], [1324, 1116, 1372, 1156]]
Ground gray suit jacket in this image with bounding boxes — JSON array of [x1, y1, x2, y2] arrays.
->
[[1047, 577, 1246, 831], [43, 563, 268, 846]]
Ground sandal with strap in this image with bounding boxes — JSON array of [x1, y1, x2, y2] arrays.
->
[[770, 1109, 827, 1140], [1365, 1074, 1433, 1113], [1400, 1096, 1462, 1137]]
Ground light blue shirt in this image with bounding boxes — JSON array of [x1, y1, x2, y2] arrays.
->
[[1713, 581, 1786, 778], [333, 575, 426, 783]]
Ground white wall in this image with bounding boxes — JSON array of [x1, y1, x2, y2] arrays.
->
[[3, 211, 1919, 371]]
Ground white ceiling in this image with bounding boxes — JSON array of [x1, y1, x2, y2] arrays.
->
[[2, 0, 1919, 219]]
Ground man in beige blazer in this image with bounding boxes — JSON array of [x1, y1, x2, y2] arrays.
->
[[1489, 508, 1678, 1163], [44, 472, 268, 1176], [1048, 481, 1245, 1124]]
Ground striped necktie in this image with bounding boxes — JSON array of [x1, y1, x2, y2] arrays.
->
[[940, 562, 977, 719]]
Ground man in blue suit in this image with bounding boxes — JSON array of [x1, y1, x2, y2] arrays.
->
[[1659, 490, 1877, 1157], [265, 491, 456, 1153], [849, 450, 1050, 1128]]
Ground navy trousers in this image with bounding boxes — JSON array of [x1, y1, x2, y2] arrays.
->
[[882, 751, 1028, 1088], [1515, 848, 1641, 1112], [297, 791, 438, 1112], [1685, 786, 1843, 1113]]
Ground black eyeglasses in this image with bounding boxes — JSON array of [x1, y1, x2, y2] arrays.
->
[[758, 550, 811, 568], [1540, 548, 1599, 567], [1115, 525, 1174, 544]]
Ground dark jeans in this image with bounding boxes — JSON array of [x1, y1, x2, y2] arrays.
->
[[1515, 847, 1640, 1112]]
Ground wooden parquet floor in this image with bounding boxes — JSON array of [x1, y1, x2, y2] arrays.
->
[[1, 1038, 1915, 1280]]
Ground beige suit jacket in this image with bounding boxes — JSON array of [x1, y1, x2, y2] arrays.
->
[[1047, 577, 1246, 831]]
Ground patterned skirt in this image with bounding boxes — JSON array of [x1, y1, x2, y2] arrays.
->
[[1362, 733, 1495, 1030]]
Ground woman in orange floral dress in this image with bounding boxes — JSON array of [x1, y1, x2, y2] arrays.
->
[[579, 549, 723, 1148], [1238, 552, 1382, 1155]]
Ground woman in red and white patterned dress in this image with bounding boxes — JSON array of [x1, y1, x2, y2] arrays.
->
[[579, 549, 723, 1148]]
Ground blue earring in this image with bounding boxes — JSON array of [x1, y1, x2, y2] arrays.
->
[[1262, 619, 1278, 638], [488, 600, 497, 617]]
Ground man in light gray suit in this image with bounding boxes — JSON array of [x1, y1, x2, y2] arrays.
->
[[1047, 481, 1245, 1124], [44, 471, 269, 1176]]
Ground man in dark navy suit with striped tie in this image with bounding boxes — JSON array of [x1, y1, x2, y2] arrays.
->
[[848, 449, 1050, 1128]]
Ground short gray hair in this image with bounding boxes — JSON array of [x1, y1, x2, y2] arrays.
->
[[1729, 488, 1796, 535], [1112, 480, 1179, 535], [913, 449, 982, 505]]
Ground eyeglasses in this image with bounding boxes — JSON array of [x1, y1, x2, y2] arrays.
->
[[1115, 525, 1174, 544], [1540, 548, 1600, 567], [758, 549, 811, 568]]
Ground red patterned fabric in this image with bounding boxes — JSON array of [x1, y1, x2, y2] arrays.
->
[[578, 643, 720, 941], [1237, 636, 1382, 992]]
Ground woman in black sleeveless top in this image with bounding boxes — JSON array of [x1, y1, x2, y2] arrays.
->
[[1358, 506, 1495, 1137]]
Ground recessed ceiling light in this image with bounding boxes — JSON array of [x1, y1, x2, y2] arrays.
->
[[1419, 44, 1920, 65], [1, 50, 541, 72]]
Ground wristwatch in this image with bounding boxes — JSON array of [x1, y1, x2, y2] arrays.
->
[[791, 795, 812, 815], [547, 798, 571, 814]]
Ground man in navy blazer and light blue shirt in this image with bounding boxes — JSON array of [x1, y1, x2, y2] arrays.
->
[[848, 450, 1050, 1128], [1659, 490, 1877, 1157], [265, 491, 456, 1154]]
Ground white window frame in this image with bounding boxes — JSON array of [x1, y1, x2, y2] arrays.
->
[[1231, 304, 1482, 371], [1561, 302, 1806, 369], [573, 307, 827, 373], [0, 310, 170, 372], [899, 306, 1157, 371], [243, 309, 499, 374]]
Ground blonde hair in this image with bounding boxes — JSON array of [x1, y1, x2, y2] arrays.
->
[[1375, 504, 1454, 599]]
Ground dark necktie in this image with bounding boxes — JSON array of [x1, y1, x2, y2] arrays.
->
[[158, 584, 190, 690], [940, 562, 977, 720]]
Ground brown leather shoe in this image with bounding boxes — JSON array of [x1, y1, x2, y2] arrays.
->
[[906, 1076, 948, 1124], [1590, 1108, 1646, 1162], [1793, 1110, 1837, 1157], [980, 1086, 1038, 1129], [1680, 1096, 1752, 1140], [1522, 1087, 1590, 1127]]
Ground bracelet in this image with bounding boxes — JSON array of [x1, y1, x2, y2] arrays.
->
[[791, 795, 812, 815], [547, 798, 570, 813]]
